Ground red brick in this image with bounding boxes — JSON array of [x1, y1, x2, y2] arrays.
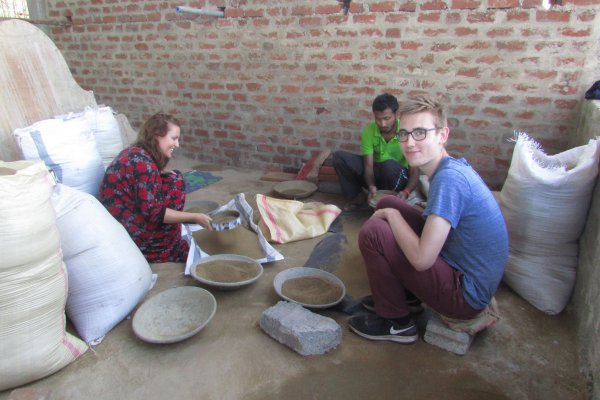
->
[[536, 10, 571, 22], [457, 67, 481, 78], [525, 97, 552, 106], [554, 99, 579, 109], [525, 70, 557, 79], [422, 0, 448, 10], [515, 111, 535, 119], [315, 5, 341, 14], [578, 11, 596, 22], [455, 27, 478, 36], [370, 2, 396, 12], [418, 12, 442, 22], [401, 41, 424, 50], [245, 8, 264, 17], [489, 0, 520, 8], [487, 28, 514, 38], [353, 15, 377, 24], [483, 107, 507, 117], [506, 10, 529, 21], [559, 27, 591, 37], [333, 53, 353, 60], [385, 14, 410, 23], [467, 11, 495, 23], [430, 42, 457, 51], [424, 28, 449, 37], [497, 41, 527, 51], [451, 105, 476, 114], [291, 6, 313, 16], [451, 0, 481, 10]]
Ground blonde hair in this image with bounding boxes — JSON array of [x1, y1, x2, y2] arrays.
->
[[398, 95, 447, 128]]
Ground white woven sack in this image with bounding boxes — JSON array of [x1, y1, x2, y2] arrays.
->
[[13, 116, 105, 196], [82, 106, 123, 168], [499, 133, 600, 314], [0, 161, 87, 391], [51, 184, 153, 345]]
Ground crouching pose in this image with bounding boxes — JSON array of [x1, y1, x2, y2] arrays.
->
[[349, 96, 508, 344], [99, 112, 212, 263]]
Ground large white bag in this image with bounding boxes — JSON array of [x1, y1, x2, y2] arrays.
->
[[499, 133, 600, 314], [56, 106, 123, 168], [0, 161, 87, 391], [51, 184, 153, 345], [13, 116, 105, 196]]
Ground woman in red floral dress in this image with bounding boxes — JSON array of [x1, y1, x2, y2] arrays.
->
[[99, 113, 212, 263]]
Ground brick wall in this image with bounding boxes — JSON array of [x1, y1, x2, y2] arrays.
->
[[46, 0, 599, 189]]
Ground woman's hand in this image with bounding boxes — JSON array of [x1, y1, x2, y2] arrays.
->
[[193, 213, 213, 231]]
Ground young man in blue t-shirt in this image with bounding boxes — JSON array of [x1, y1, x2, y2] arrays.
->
[[332, 93, 419, 211], [349, 95, 509, 344]]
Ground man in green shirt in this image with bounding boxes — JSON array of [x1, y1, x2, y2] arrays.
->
[[333, 93, 419, 211]]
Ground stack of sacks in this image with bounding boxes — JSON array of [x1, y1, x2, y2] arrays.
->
[[51, 184, 153, 345], [13, 106, 124, 197], [0, 161, 87, 391], [498, 133, 600, 314]]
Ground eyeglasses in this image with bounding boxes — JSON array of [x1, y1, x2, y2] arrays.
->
[[398, 127, 439, 142]]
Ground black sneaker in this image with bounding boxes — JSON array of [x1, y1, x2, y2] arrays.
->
[[348, 314, 418, 344], [360, 295, 424, 314]]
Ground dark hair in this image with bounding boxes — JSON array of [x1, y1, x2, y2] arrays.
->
[[372, 93, 399, 113], [398, 95, 447, 127], [135, 112, 181, 171]]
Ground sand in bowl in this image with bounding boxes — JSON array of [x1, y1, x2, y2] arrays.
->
[[280, 189, 307, 198], [193, 226, 265, 259], [195, 259, 257, 283], [211, 210, 239, 225], [281, 276, 343, 306]]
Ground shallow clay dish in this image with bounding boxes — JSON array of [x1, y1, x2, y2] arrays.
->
[[132, 286, 216, 344], [273, 267, 346, 309], [210, 210, 241, 231], [273, 180, 318, 199], [184, 200, 219, 215], [368, 190, 397, 208], [191, 254, 263, 290]]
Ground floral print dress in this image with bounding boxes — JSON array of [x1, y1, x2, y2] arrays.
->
[[99, 146, 188, 263]]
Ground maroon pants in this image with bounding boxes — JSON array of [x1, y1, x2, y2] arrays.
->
[[358, 196, 480, 320]]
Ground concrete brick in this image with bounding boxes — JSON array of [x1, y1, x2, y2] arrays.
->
[[423, 313, 474, 356], [260, 301, 341, 356]]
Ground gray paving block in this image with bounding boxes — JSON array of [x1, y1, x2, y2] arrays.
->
[[260, 301, 342, 356], [423, 313, 474, 355]]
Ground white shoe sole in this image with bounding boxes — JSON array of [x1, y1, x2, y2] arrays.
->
[[349, 325, 418, 344]]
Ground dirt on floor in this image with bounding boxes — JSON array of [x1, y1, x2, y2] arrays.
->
[[2, 156, 590, 400]]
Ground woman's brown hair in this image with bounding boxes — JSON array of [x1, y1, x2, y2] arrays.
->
[[135, 112, 181, 171]]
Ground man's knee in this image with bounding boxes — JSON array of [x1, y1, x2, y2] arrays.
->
[[332, 150, 345, 168], [358, 218, 386, 245]]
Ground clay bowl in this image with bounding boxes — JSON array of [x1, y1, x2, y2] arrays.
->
[[191, 254, 263, 290], [273, 267, 346, 309], [273, 180, 318, 199], [368, 190, 397, 208], [132, 286, 216, 344], [210, 210, 241, 231]]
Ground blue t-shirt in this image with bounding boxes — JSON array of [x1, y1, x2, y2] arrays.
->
[[423, 157, 509, 310]]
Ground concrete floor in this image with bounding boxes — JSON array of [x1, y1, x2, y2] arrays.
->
[[2, 156, 590, 400]]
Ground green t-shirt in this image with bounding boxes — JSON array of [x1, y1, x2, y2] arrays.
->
[[360, 120, 408, 168]]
